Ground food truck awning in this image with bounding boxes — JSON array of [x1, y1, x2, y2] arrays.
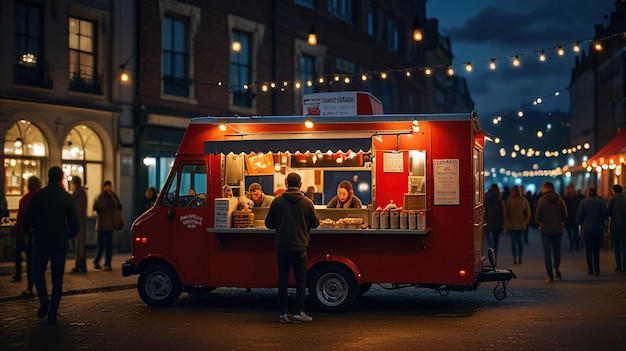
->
[[204, 138, 372, 154], [586, 129, 626, 166]]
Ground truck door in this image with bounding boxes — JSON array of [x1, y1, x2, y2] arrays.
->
[[473, 146, 485, 270], [162, 163, 210, 284]]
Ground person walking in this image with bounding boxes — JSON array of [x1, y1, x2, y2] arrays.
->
[[12, 176, 41, 297], [534, 181, 568, 284], [93, 180, 122, 271], [607, 184, 626, 273], [265, 172, 319, 323], [23, 166, 79, 325], [577, 186, 607, 276], [505, 185, 531, 265], [484, 184, 506, 256], [564, 184, 583, 252], [70, 176, 88, 273]]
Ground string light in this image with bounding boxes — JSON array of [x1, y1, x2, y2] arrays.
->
[[539, 50, 546, 61], [447, 67, 454, 76], [573, 42, 580, 52], [489, 59, 496, 70], [380, 72, 387, 79], [557, 46, 564, 56], [465, 63, 472, 72], [594, 41, 603, 51], [361, 74, 368, 81], [512, 56, 520, 67], [425, 68, 432, 75]]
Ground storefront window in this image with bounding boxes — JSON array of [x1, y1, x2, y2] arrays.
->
[[62, 125, 103, 215], [3, 120, 47, 204]]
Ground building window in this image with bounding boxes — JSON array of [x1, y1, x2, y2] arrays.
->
[[62, 125, 104, 215], [367, 0, 380, 41], [328, 0, 353, 23], [162, 14, 189, 97], [3, 120, 47, 209], [387, 19, 398, 52], [231, 30, 253, 108], [299, 54, 316, 98], [13, 2, 51, 88], [69, 17, 102, 94]]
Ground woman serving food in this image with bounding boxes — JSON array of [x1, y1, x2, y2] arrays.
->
[[326, 180, 362, 209]]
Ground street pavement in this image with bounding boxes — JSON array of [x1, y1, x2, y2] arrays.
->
[[1, 227, 623, 304], [0, 250, 136, 303]]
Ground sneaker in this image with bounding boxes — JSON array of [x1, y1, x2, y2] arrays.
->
[[94, 263, 102, 270], [279, 314, 292, 323], [545, 277, 553, 284], [292, 312, 313, 323], [614, 268, 622, 273], [103, 265, 112, 271]]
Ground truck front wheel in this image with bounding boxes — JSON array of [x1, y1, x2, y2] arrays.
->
[[308, 265, 358, 312], [138, 263, 182, 306]]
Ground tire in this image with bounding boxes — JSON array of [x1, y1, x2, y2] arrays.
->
[[137, 263, 182, 306], [308, 265, 358, 312]]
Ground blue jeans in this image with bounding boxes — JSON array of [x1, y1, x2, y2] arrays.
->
[[485, 230, 502, 255], [583, 228, 602, 273], [566, 224, 580, 251], [94, 230, 113, 267], [33, 245, 67, 317], [509, 230, 524, 260], [541, 235, 562, 279], [611, 233, 626, 271], [276, 250, 307, 315]]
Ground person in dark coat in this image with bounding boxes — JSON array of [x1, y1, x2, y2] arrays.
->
[[265, 172, 319, 323], [607, 184, 626, 273], [70, 176, 88, 273], [93, 180, 122, 271], [13, 176, 41, 298], [23, 166, 79, 325], [484, 184, 506, 256], [577, 186, 607, 276], [534, 181, 568, 284], [564, 184, 583, 252]]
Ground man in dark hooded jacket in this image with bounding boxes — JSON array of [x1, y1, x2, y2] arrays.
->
[[265, 172, 319, 323], [534, 181, 568, 284]]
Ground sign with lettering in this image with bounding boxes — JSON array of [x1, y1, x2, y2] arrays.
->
[[433, 159, 460, 205]]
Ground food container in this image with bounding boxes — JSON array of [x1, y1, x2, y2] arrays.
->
[[417, 211, 426, 230], [408, 210, 418, 230], [380, 211, 389, 229], [400, 210, 408, 229], [371, 210, 380, 229], [389, 210, 400, 229]]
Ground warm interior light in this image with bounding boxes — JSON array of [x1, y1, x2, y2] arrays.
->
[[459, 270, 467, 277], [373, 134, 383, 143], [218, 121, 227, 131], [14, 138, 23, 148], [304, 118, 314, 128]]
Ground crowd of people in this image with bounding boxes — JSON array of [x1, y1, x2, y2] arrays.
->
[[484, 181, 626, 284], [9, 167, 123, 324]]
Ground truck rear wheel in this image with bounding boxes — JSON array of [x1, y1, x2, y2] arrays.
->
[[308, 265, 358, 312], [138, 263, 182, 306]]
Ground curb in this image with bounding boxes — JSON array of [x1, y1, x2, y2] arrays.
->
[[0, 284, 136, 303]]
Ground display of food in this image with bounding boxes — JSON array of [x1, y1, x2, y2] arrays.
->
[[319, 218, 336, 229], [336, 217, 364, 229]]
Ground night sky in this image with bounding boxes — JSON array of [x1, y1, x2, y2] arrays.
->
[[426, 0, 615, 118]]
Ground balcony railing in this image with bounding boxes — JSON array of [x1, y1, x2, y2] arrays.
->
[[69, 72, 103, 95], [13, 54, 53, 89]]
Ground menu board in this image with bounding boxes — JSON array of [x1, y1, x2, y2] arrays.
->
[[433, 159, 459, 205]]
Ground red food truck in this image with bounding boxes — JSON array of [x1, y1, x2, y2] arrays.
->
[[123, 92, 514, 311]]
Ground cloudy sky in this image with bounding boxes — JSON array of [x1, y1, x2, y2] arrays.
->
[[426, 0, 616, 118]]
